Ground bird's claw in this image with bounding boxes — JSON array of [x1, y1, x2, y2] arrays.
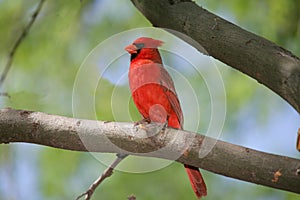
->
[[161, 120, 168, 132], [134, 118, 151, 130], [134, 118, 151, 126]]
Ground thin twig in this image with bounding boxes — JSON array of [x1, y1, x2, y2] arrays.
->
[[0, 0, 46, 88], [76, 154, 128, 200]]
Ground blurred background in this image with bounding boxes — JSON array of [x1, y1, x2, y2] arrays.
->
[[0, 0, 299, 199]]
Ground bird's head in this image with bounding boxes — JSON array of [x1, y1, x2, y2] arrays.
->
[[125, 37, 164, 54]]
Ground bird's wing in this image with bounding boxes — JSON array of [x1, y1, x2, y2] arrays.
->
[[158, 64, 184, 127]]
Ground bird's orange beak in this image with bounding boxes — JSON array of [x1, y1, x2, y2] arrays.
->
[[125, 44, 137, 54]]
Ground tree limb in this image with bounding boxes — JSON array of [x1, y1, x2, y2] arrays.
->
[[0, 0, 46, 88], [0, 108, 300, 194], [130, 0, 300, 113]]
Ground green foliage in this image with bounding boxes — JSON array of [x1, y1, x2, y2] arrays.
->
[[8, 91, 44, 111], [0, 145, 12, 165], [38, 148, 82, 198]]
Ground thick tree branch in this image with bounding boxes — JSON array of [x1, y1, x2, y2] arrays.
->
[[130, 0, 300, 113], [0, 108, 300, 194]]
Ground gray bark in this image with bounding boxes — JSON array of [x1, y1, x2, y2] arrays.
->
[[1, 108, 300, 194]]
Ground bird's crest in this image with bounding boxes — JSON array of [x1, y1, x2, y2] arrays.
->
[[132, 37, 164, 48]]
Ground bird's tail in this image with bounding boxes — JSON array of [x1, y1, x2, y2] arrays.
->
[[184, 164, 207, 199]]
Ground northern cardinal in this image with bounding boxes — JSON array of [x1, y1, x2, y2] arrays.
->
[[125, 37, 207, 199]]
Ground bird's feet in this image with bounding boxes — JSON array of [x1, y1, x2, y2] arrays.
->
[[134, 118, 153, 132], [134, 118, 151, 126], [134, 118, 168, 132], [161, 120, 169, 131]]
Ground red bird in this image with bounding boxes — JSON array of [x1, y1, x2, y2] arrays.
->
[[125, 37, 207, 199]]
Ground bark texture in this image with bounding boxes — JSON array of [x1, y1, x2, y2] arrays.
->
[[1, 108, 300, 194]]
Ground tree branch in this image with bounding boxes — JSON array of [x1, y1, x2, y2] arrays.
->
[[0, 0, 46, 88], [130, 0, 300, 113], [0, 108, 300, 194], [76, 154, 128, 200]]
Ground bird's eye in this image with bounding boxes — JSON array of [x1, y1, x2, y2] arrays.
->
[[133, 43, 145, 49]]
